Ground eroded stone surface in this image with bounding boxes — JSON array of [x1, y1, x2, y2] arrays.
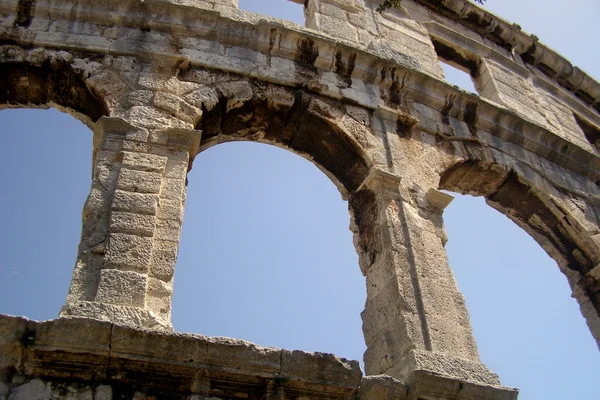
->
[[1, 0, 599, 398], [0, 315, 515, 400]]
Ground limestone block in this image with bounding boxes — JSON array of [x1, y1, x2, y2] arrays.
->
[[82, 187, 110, 218], [95, 269, 148, 307], [124, 105, 192, 130], [117, 168, 163, 194], [319, 3, 349, 20], [101, 136, 149, 154], [61, 301, 170, 331], [183, 87, 220, 111], [361, 280, 417, 345], [34, 31, 111, 53], [156, 198, 185, 223], [153, 92, 183, 115], [22, 318, 111, 380], [155, 218, 182, 242], [164, 157, 189, 179], [150, 240, 179, 281], [85, 66, 132, 99], [63, 266, 101, 304], [110, 211, 157, 237], [358, 375, 408, 400], [313, 14, 359, 43], [109, 323, 207, 367], [425, 188, 454, 211], [160, 177, 186, 201], [122, 151, 167, 173], [408, 369, 518, 400], [216, 81, 253, 112], [362, 313, 420, 374], [105, 233, 154, 272], [128, 90, 154, 107], [137, 74, 183, 93], [477, 59, 550, 128], [535, 85, 595, 151], [0, 315, 27, 370], [26, 317, 111, 355], [206, 337, 281, 377], [146, 278, 173, 319], [112, 190, 159, 214], [280, 349, 362, 386], [391, 349, 502, 387]]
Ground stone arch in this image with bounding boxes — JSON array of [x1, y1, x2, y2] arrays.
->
[[197, 84, 371, 198], [0, 49, 110, 126], [439, 159, 600, 346], [173, 140, 367, 359]]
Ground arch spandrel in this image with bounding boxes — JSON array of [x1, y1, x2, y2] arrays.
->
[[0, 0, 599, 398]]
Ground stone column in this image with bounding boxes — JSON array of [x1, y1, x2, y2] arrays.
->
[[351, 168, 508, 391], [60, 117, 200, 331]]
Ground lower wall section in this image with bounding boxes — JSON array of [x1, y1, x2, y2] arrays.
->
[[0, 315, 517, 400]]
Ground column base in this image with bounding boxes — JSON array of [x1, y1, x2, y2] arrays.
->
[[359, 372, 518, 400], [387, 349, 502, 387], [407, 370, 518, 400], [60, 301, 173, 332]]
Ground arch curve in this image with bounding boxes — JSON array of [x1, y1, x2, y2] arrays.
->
[[439, 159, 600, 346], [197, 84, 371, 198], [0, 48, 111, 125]]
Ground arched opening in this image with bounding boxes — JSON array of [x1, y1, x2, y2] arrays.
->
[[440, 163, 600, 399], [0, 57, 104, 321], [172, 141, 367, 365], [0, 108, 92, 320]]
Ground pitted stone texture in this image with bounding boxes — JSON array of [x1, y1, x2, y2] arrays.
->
[[359, 375, 408, 400], [1, 0, 600, 397], [0, 315, 366, 400]]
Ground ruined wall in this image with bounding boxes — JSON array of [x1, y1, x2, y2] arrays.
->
[[0, 0, 599, 398]]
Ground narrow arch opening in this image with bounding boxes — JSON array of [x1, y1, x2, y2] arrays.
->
[[440, 61, 478, 94], [0, 108, 92, 320], [172, 141, 366, 365], [442, 190, 600, 398]]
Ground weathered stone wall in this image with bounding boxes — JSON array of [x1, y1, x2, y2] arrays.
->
[[0, 315, 516, 400], [0, 0, 599, 398]]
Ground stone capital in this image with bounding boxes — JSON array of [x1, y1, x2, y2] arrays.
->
[[156, 127, 202, 158], [357, 168, 402, 196], [425, 188, 455, 212]]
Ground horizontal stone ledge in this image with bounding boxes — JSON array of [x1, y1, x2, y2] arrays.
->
[[0, 314, 361, 398], [2, 3, 599, 179], [4, 0, 599, 121], [0, 314, 519, 399]]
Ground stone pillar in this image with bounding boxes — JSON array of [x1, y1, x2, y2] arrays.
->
[[351, 168, 506, 389], [60, 117, 200, 331]]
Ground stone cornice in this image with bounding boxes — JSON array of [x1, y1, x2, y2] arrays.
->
[[1, 0, 598, 182]]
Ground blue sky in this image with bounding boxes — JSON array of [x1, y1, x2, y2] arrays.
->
[[0, 1, 599, 399]]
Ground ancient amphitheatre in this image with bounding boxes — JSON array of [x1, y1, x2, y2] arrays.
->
[[1, 0, 599, 398]]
